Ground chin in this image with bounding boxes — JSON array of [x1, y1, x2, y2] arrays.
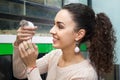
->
[[52, 44, 61, 49]]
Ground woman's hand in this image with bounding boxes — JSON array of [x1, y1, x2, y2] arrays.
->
[[14, 26, 37, 46], [18, 39, 38, 68]]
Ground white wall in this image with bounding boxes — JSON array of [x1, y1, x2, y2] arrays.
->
[[64, 0, 87, 5], [92, 0, 120, 64]]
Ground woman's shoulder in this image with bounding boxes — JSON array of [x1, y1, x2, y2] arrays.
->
[[77, 60, 96, 72], [72, 60, 98, 79]]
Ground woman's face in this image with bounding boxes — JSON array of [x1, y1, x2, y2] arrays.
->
[[50, 9, 77, 49]]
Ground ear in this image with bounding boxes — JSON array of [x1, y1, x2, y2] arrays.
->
[[75, 29, 86, 41]]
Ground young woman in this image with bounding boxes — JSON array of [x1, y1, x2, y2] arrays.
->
[[13, 3, 116, 80]]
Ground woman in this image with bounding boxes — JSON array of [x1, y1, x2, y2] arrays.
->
[[13, 3, 116, 80]]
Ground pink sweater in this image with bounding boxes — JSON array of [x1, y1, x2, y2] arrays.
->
[[13, 47, 98, 80]]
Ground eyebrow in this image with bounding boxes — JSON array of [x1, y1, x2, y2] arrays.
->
[[56, 21, 65, 25]]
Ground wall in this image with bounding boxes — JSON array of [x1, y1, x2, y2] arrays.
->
[[64, 0, 88, 5], [92, 0, 120, 64]]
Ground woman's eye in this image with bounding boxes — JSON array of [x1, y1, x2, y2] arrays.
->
[[58, 25, 64, 29]]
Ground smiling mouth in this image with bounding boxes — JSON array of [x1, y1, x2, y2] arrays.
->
[[52, 38, 57, 43], [52, 36, 59, 43]]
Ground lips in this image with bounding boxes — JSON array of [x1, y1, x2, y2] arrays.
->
[[52, 36, 59, 43]]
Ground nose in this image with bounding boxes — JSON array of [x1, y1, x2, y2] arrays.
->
[[50, 25, 57, 34]]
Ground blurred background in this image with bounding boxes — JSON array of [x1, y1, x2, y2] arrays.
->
[[0, 0, 120, 80]]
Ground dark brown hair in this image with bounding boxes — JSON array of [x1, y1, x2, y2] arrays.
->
[[62, 3, 116, 74]]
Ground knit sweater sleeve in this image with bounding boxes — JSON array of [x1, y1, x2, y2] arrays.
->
[[13, 45, 57, 80], [13, 46, 27, 79], [27, 49, 60, 80], [13, 46, 43, 80]]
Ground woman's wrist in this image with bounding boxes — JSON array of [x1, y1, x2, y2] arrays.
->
[[26, 65, 37, 74]]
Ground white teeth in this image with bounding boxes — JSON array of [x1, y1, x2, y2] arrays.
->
[[53, 38, 57, 40], [52, 37, 58, 40]]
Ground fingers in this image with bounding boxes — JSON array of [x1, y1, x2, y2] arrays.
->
[[33, 43, 38, 51], [17, 27, 36, 36], [26, 40, 34, 52], [17, 29, 35, 34], [22, 40, 32, 54], [19, 42, 28, 58], [22, 26, 37, 30], [16, 26, 37, 44], [19, 40, 38, 57], [32, 43, 38, 55], [17, 33, 33, 41], [18, 40, 38, 67]]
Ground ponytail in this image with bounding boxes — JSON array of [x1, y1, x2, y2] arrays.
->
[[89, 13, 116, 73], [62, 3, 116, 74]]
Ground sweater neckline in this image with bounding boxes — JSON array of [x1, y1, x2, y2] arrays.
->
[[56, 49, 88, 70], [56, 59, 88, 72]]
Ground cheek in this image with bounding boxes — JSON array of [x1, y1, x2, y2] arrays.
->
[[62, 35, 71, 41], [60, 32, 75, 45]]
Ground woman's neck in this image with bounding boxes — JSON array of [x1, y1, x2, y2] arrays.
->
[[58, 48, 85, 67]]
